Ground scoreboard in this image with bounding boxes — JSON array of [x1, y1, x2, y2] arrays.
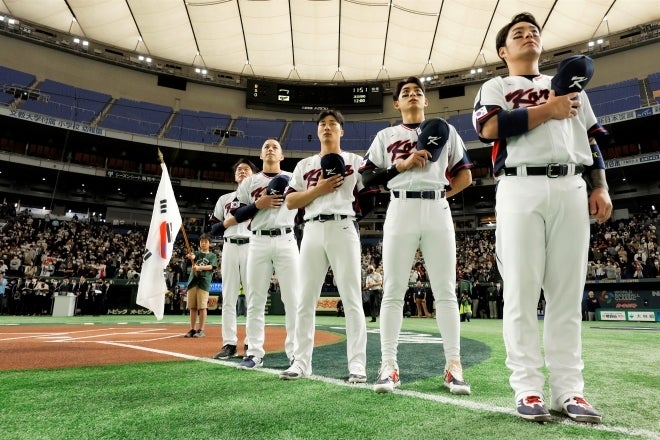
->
[[246, 80, 383, 113]]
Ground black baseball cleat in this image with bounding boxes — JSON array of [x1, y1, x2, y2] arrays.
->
[[213, 344, 237, 359]]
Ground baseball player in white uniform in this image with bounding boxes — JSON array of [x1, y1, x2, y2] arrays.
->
[[472, 13, 611, 423], [279, 109, 368, 383], [211, 158, 257, 360], [232, 139, 300, 370], [360, 77, 473, 395]]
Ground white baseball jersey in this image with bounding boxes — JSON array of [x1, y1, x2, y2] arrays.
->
[[286, 151, 368, 377], [235, 170, 299, 363], [473, 73, 599, 407], [235, 171, 296, 230], [213, 189, 250, 347], [473, 74, 598, 174], [288, 152, 364, 220], [360, 119, 472, 369], [363, 122, 471, 190], [213, 190, 250, 238]]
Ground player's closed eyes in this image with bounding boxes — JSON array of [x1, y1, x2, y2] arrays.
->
[[512, 29, 539, 39], [400, 90, 424, 98]]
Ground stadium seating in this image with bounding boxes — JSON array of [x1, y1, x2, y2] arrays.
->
[[447, 113, 478, 142], [283, 120, 389, 151], [225, 117, 286, 148], [17, 79, 111, 123], [165, 109, 231, 145], [648, 72, 660, 104], [99, 98, 172, 137], [282, 120, 319, 150], [341, 121, 390, 151], [0, 66, 36, 105], [586, 79, 641, 116]]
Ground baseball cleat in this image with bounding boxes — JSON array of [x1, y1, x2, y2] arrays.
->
[[516, 395, 551, 422], [279, 364, 305, 380], [213, 344, 237, 360], [443, 359, 471, 395], [237, 355, 263, 370], [348, 373, 367, 384], [555, 396, 602, 424], [373, 359, 400, 393]]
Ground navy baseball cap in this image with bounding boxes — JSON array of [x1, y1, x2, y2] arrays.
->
[[417, 118, 450, 162], [551, 55, 594, 96], [320, 153, 346, 178], [267, 174, 290, 195]]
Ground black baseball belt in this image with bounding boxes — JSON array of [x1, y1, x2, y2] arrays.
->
[[497, 164, 585, 178], [224, 236, 250, 245], [392, 190, 445, 200], [252, 227, 293, 237], [307, 214, 350, 222]]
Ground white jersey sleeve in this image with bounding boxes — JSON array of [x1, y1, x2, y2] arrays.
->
[[213, 191, 250, 238]]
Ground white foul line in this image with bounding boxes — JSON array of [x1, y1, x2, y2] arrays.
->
[[96, 340, 659, 440]]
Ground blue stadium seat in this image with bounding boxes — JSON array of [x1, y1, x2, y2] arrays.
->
[[282, 120, 319, 150], [17, 79, 111, 123], [0, 66, 37, 106], [100, 98, 172, 136], [283, 120, 389, 151], [225, 117, 286, 148], [447, 113, 478, 142], [342, 121, 390, 151], [165, 109, 231, 145], [587, 79, 641, 116]]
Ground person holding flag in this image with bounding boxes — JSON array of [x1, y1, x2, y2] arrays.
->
[[136, 155, 182, 320]]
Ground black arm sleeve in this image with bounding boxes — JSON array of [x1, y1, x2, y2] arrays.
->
[[210, 222, 226, 237], [356, 188, 379, 219], [361, 165, 400, 188], [232, 203, 258, 223]]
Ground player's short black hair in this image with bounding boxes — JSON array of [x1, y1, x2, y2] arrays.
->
[[393, 76, 425, 101], [316, 109, 344, 127], [495, 12, 541, 61], [199, 233, 211, 242], [232, 158, 257, 173]]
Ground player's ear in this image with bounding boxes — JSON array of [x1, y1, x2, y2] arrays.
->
[[498, 46, 508, 61]]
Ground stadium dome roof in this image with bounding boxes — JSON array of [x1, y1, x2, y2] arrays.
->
[[1, 0, 659, 83]]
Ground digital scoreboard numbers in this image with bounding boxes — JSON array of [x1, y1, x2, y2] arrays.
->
[[246, 80, 383, 113]]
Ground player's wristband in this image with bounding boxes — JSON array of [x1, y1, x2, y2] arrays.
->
[[587, 143, 605, 170], [361, 164, 400, 187], [387, 164, 400, 178], [497, 108, 528, 138], [210, 222, 226, 237]]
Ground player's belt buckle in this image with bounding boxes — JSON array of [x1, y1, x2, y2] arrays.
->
[[420, 191, 434, 199], [546, 163, 565, 178]]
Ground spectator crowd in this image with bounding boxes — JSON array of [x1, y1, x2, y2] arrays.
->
[[0, 204, 657, 317]]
